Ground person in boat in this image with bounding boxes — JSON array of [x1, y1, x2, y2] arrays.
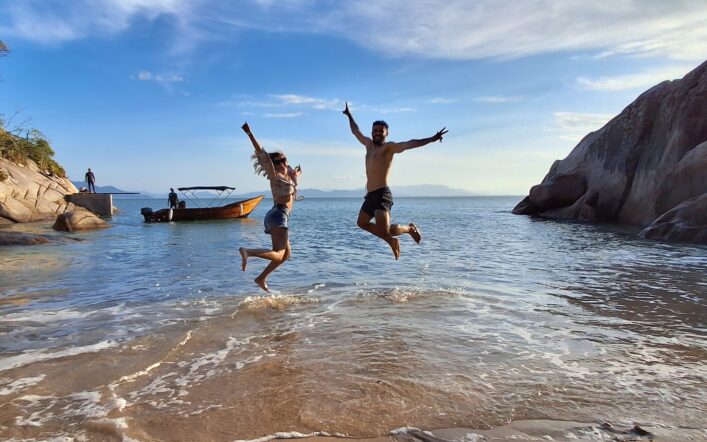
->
[[168, 188, 179, 209], [342, 102, 447, 259], [239, 122, 302, 292]]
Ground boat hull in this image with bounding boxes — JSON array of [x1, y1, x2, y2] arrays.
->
[[141, 195, 265, 223]]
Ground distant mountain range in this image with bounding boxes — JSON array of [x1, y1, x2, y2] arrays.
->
[[72, 182, 477, 199], [71, 182, 147, 198]]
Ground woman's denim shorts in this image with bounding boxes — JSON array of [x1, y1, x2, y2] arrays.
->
[[264, 204, 290, 234]]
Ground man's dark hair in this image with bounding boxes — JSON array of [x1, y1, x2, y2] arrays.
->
[[372, 120, 389, 130]]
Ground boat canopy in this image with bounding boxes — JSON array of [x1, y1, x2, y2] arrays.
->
[[177, 186, 235, 191], [177, 186, 236, 208]]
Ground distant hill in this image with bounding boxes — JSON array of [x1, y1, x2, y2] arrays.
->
[[234, 184, 477, 199], [72, 183, 476, 199], [71, 181, 157, 199]]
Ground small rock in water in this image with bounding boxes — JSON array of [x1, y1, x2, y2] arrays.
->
[[629, 425, 652, 437]]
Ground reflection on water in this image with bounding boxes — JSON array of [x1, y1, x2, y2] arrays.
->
[[1, 197, 705, 440]]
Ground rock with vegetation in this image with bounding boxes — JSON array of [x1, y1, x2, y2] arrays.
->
[[0, 157, 77, 223], [0, 122, 78, 223], [513, 60, 707, 244]]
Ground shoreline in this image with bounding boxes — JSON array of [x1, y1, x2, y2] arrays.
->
[[241, 420, 706, 442]]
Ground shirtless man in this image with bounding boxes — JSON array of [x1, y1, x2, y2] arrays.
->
[[343, 102, 448, 259]]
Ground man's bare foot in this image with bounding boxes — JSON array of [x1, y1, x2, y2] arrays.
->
[[254, 277, 270, 292], [239, 247, 248, 271], [387, 237, 400, 260], [408, 223, 422, 244]]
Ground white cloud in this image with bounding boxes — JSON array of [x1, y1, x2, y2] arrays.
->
[[427, 97, 456, 104], [475, 96, 523, 103], [551, 112, 613, 141], [217, 94, 418, 116], [133, 70, 184, 84], [0, 0, 195, 44], [270, 94, 342, 110], [342, 1, 707, 61], [576, 65, 695, 91], [264, 112, 304, 118], [218, 99, 283, 108], [249, 138, 361, 158], [218, 94, 341, 110], [4, 1, 706, 61], [370, 107, 415, 114]]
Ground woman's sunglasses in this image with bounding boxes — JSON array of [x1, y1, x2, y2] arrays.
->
[[273, 157, 287, 165]]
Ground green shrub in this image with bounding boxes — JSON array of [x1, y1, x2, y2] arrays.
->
[[0, 123, 66, 178]]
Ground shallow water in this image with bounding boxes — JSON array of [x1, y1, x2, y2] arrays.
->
[[1, 197, 706, 440]]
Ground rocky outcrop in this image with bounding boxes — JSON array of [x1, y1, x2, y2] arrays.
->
[[654, 141, 707, 217], [0, 157, 78, 223], [639, 194, 707, 243], [513, 60, 707, 244], [0, 231, 84, 246], [53, 208, 108, 232]]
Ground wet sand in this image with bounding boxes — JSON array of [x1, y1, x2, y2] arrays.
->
[[2, 294, 706, 441]]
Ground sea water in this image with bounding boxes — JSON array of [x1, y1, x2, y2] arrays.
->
[[1, 197, 705, 440]]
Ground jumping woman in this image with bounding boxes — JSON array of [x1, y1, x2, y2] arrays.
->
[[239, 122, 302, 292]]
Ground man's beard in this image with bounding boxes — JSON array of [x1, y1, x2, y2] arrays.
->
[[373, 137, 384, 146]]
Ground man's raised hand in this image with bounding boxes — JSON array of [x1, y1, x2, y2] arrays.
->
[[435, 127, 449, 142], [343, 102, 351, 117], [241, 122, 251, 133]]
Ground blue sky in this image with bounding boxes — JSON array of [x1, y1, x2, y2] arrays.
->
[[1, 0, 705, 195]]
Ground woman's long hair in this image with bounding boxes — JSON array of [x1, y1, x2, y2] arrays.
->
[[251, 150, 284, 177]]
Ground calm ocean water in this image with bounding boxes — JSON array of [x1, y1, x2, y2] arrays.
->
[[1, 196, 706, 440]]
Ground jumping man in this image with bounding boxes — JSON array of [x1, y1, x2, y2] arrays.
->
[[343, 102, 448, 259]]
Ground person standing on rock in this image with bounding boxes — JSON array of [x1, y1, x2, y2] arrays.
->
[[85, 168, 96, 193], [342, 102, 447, 259]]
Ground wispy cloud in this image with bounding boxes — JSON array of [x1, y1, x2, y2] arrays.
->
[[474, 95, 523, 103], [576, 65, 695, 91], [427, 97, 456, 104], [4, 1, 706, 61], [218, 94, 341, 111], [264, 112, 304, 118], [322, 1, 707, 61], [219, 94, 414, 116], [370, 107, 415, 114], [218, 99, 283, 108], [551, 111, 613, 141], [0, 0, 196, 45], [270, 94, 342, 110], [133, 70, 184, 84]]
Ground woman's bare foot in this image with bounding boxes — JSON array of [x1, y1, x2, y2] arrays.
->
[[254, 276, 270, 292], [239, 247, 248, 271], [408, 223, 422, 244], [386, 237, 400, 260]]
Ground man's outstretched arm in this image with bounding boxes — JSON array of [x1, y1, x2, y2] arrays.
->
[[390, 127, 448, 153], [342, 102, 371, 146]]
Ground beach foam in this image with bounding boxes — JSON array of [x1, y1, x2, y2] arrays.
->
[[0, 374, 45, 396], [236, 294, 320, 312], [0, 340, 118, 372]]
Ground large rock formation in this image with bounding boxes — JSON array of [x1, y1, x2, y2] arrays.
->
[[0, 157, 78, 222], [639, 193, 707, 243], [513, 60, 707, 244]]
